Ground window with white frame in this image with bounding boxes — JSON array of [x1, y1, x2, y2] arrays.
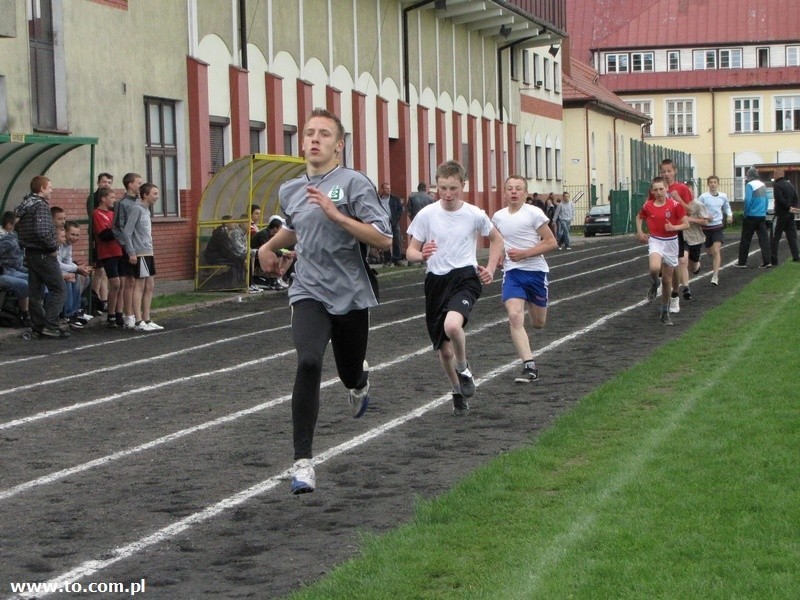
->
[[787, 47, 800, 67], [757, 47, 769, 68], [534, 54, 542, 86], [535, 143, 543, 179], [524, 143, 533, 179], [667, 51, 680, 71], [544, 57, 551, 90], [734, 98, 760, 133], [606, 53, 629, 73], [145, 97, 180, 217], [667, 99, 694, 135], [627, 100, 653, 136], [555, 147, 562, 180], [631, 52, 654, 72], [545, 145, 553, 179], [554, 61, 561, 93], [283, 125, 297, 156], [693, 49, 716, 70], [510, 47, 519, 80], [522, 51, 530, 85], [775, 96, 800, 131], [719, 48, 742, 69], [428, 143, 437, 183]]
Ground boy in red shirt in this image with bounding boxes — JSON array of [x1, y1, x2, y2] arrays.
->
[[636, 177, 689, 325]]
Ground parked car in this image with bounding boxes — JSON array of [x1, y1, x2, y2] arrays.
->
[[584, 204, 612, 237]]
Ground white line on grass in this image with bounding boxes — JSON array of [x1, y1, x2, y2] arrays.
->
[[504, 277, 800, 599], [4, 288, 649, 599]]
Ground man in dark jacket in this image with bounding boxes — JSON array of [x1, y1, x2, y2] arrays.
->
[[770, 167, 800, 265], [380, 182, 404, 265], [407, 182, 434, 221], [14, 176, 69, 338]]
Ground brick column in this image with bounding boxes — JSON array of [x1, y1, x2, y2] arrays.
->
[[229, 65, 250, 159], [265, 73, 284, 155], [351, 91, 367, 172]]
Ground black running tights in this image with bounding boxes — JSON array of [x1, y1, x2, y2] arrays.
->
[[290, 300, 369, 459]]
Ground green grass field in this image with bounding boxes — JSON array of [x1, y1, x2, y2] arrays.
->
[[290, 266, 800, 600]]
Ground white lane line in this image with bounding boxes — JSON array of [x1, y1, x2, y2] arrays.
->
[[0, 272, 643, 503], [0, 242, 634, 369], [4, 289, 647, 599], [0, 269, 640, 433]]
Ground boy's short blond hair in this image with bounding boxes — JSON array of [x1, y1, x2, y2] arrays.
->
[[435, 160, 466, 183]]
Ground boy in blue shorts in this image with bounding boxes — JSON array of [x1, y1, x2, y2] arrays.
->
[[491, 175, 558, 383]]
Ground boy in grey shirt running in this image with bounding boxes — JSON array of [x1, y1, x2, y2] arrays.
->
[[258, 108, 392, 494]]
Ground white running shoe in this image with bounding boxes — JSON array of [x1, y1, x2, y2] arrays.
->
[[134, 321, 150, 331], [348, 360, 370, 418], [711, 274, 719, 286], [669, 296, 680, 314], [123, 315, 136, 329], [145, 321, 164, 330], [290, 459, 315, 494]]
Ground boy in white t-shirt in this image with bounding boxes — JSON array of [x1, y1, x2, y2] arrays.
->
[[491, 175, 558, 383], [406, 160, 504, 416]]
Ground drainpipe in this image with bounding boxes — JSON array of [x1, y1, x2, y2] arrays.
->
[[402, 0, 436, 104], [585, 106, 591, 189], [613, 116, 618, 189], [710, 88, 716, 175], [238, 0, 248, 69]]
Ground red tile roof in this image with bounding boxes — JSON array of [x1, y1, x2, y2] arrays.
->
[[568, 0, 800, 60], [601, 66, 800, 93], [562, 58, 650, 122]]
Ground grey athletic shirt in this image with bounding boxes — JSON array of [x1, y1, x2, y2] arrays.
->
[[280, 166, 392, 315]]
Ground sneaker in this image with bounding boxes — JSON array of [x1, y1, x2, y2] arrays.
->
[[456, 364, 476, 398], [290, 459, 316, 494], [565, 246, 572, 250], [248, 284, 264, 293], [134, 321, 150, 331], [452, 392, 469, 416], [759, 263, 772, 269], [733, 263, 747, 268], [145, 320, 164, 331], [105, 318, 118, 329], [347, 361, 370, 418], [669, 295, 680, 314], [68, 316, 85, 330], [682, 287, 692, 301], [660, 311, 673, 326], [115, 313, 124, 327], [646, 281, 659, 302], [711, 274, 719, 286], [515, 366, 539, 383], [123, 315, 136, 330], [40, 326, 70, 339], [273, 279, 289, 290]]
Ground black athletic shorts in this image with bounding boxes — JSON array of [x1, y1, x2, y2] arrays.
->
[[423, 265, 482, 350]]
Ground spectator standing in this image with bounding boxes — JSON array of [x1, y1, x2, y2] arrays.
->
[[380, 182, 404, 265], [552, 192, 575, 250], [491, 176, 557, 383], [123, 183, 163, 331], [92, 187, 124, 327], [90, 172, 113, 313], [13, 176, 69, 338], [407, 183, 434, 221], [769, 168, 800, 265], [406, 160, 503, 416], [736, 167, 771, 268], [113, 173, 143, 329], [257, 108, 392, 495], [697, 175, 733, 285]]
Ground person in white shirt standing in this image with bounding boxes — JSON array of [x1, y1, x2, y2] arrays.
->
[[491, 175, 558, 383]]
